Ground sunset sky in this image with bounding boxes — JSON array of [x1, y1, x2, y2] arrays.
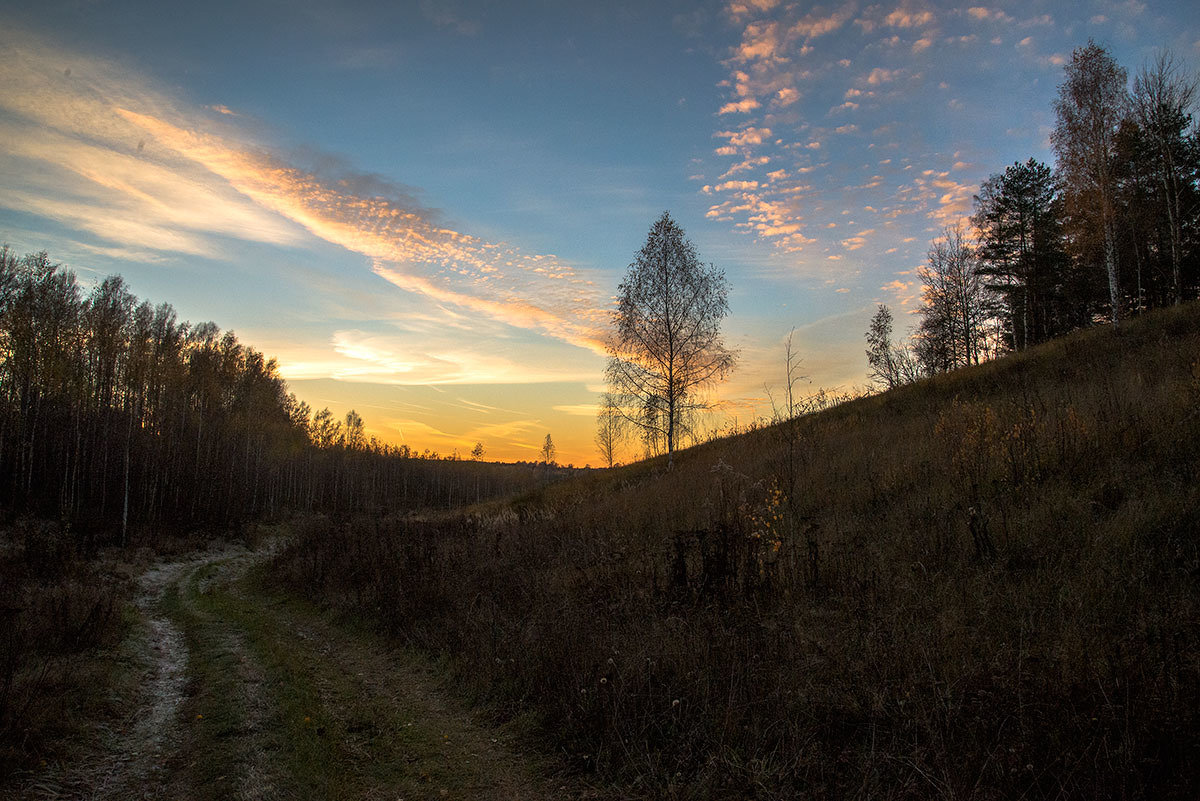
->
[[2, 1, 1198, 464]]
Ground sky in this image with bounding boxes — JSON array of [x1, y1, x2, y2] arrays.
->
[[1, 0, 1198, 465]]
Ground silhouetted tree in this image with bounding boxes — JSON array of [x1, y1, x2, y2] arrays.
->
[[605, 212, 736, 467], [916, 226, 1001, 373], [864, 304, 922, 389], [594, 392, 624, 469], [973, 159, 1076, 347]]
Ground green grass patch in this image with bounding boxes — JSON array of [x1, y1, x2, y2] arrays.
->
[[166, 554, 552, 799]]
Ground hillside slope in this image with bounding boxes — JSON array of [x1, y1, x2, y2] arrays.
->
[[275, 303, 1200, 800]]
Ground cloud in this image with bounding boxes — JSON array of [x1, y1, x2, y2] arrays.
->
[[884, 9, 935, 28], [841, 228, 876, 250], [711, 179, 760, 191], [966, 7, 1013, 23], [719, 156, 771, 178], [705, 187, 814, 251], [891, 169, 979, 227], [732, 19, 787, 62], [789, 4, 856, 39], [722, 2, 855, 113], [299, 329, 597, 385], [719, 98, 762, 114], [121, 108, 608, 351], [728, 0, 783, 22], [880, 278, 921, 307], [865, 67, 901, 85], [715, 126, 773, 147], [552, 404, 600, 417], [775, 87, 801, 106], [0, 23, 610, 371]]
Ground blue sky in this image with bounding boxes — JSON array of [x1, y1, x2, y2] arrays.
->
[[1, 0, 1198, 463]]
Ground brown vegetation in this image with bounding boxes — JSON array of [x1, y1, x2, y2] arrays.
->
[[273, 302, 1200, 799], [0, 521, 129, 777]]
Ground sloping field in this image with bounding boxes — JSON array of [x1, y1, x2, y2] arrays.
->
[[274, 303, 1200, 799]]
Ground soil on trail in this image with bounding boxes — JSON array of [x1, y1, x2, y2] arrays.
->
[[12, 543, 578, 801]]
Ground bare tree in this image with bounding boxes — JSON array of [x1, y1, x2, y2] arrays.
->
[[605, 212, 736, 468], [471, 441, 484, 461], [540, 433, 556, 466], [865, 304, 922, 389], [916, 225, 1000, 373], [865, 305, 901, 389], [1131, 50, 1198, 305], [594, 392, 624, 469], [1053, 40, 1129, 325]]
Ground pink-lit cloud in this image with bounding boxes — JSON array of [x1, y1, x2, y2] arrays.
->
[[719, 97, 762, 114], [865, 67, 901, 85], [966, 7, 1014, 24], [885, 8, 935, 29]]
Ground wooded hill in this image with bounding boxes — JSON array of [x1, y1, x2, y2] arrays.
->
[[275, 302, 1200, 800]]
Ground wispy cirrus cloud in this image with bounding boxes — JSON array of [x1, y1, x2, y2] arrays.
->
[[0, 23, 609, 377]]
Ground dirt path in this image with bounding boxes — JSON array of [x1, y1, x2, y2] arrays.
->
[[12, 547, 224, 800], [13, 542, 580, 801]]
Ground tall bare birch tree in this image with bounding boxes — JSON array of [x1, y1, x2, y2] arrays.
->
[[605, 212, 736, 467], [1053, 40, 1129, 325], [1131, 50, 1198, 305]]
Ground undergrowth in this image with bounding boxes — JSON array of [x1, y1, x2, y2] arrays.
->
[[0, 520, 130, 779], [272, 303, 1200, 800]]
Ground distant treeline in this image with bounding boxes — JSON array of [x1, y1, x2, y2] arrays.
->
[[0, 247, 552, 543], [870, 44, 1200, 387]]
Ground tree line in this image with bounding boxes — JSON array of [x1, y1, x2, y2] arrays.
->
[[868, 43, 1199, 387], [0, 247, 550, 545]]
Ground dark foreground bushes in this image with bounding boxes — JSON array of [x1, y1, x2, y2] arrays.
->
[[274, 305, 1200, 800], [0, 520, 129, 777]]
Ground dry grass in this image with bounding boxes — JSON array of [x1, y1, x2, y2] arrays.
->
[[0, 521, 131, 781], [272, 303, 1200, 799]]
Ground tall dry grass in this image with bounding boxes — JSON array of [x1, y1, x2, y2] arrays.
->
[[0, 520, 129, 778], [273, 303, 1200, 799]]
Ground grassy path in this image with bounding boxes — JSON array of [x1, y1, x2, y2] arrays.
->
[[13, 543, 579, 801]]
